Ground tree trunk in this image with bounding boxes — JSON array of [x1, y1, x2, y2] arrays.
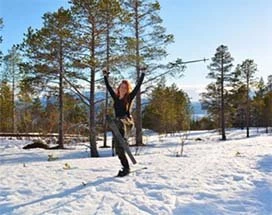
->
[[134, 0, 143, 146], [221, 55, 226, 140], [246, 72, 250, 137], [103, 90, 109, 147], [58, 40, 64, 148], [89, 67, 98, 156], [11, 59, 17, 133], [89, 23, 99, 157], [103, 17, 110, 148]]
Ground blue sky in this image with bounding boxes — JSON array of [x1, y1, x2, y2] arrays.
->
[[1, 0, 271, 101]]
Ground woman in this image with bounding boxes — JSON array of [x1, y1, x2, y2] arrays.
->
[[103, 68, 145, 177]]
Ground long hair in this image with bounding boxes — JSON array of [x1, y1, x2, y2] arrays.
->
[[116, 80, 133, 104]]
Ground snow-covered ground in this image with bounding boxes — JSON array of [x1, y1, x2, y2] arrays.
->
[[0, 128, 272, 215]]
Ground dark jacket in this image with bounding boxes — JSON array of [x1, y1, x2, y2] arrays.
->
[[104, 73, 145, 118]]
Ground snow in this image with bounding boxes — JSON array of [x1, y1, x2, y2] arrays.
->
[[0, 129, 272, 215]]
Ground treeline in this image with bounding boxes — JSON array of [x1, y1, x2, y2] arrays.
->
[[0, 90, 87, 134], [197, 45, 272, 139]]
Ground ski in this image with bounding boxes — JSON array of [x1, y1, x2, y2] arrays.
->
[[106, 115, 137, 164], [130, 166, 147, 173], [115, 167, 147, 177]]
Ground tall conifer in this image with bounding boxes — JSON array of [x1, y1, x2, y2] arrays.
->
[[206, 45, 234, 140], [122, 0, 175, 145]]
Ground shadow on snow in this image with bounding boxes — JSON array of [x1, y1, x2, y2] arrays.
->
[[0, 176, 116, 214]]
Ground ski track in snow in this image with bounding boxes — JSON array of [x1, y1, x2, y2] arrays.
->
[[0, 129, 272, 215]]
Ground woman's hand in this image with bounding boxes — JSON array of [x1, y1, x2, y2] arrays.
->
[[102, 68, 109, 76], [140, 66, 147, 73]]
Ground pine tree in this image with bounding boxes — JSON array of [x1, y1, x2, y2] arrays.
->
[[251, 78, 265, 129], [263, 92, 272, 133], [43, 96, 59, 133], [17, 79, 33, 132], [267, 75, 272, 91], [239, 59, 257, 137], [30, 97, 44, 132], [22, 8, 77, 148], [206, 45, 234, 140], [63, 93, 87, 133], [97, 0, 124, 148], [228, 64, 246, 129], [2, 45, 22, 133], [122, 0, 175, 145], [143, 79, 191, 133], [70, 0, 113, 157], [201, 83, 221, 128]]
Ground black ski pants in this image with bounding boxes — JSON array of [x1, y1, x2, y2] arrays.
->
[[112, 117, 134, 169]]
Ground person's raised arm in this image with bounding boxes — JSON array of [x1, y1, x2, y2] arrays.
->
[[103, 68, 116, 99], [129, 68, 146, 99]]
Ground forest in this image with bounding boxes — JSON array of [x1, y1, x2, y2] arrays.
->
[[0, 0, 271, 157]]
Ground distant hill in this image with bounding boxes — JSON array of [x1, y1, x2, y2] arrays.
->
[[40, 91, 106, 106], [191, 101, 207, 119], [39, 92, 207, 119]]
